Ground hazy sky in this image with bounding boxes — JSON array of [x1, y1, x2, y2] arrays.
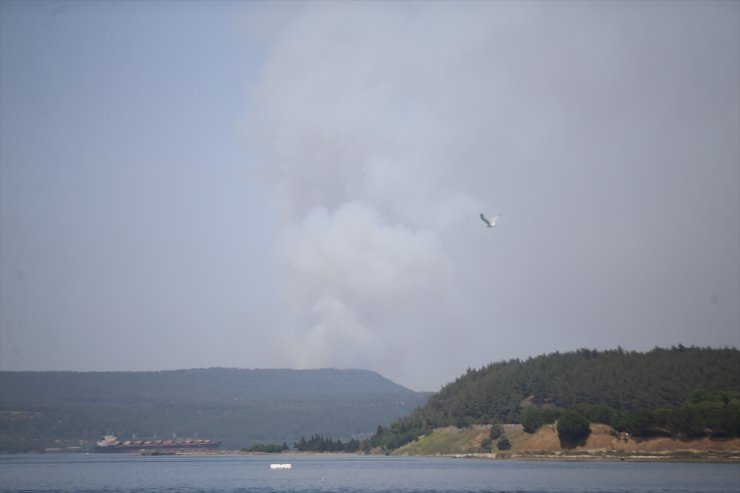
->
[[1, 1, 738, 391]]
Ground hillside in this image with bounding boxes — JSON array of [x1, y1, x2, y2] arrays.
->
[[370, 347, 740, 451], [419, 347, 738, 424], [0, 368, 430, 452]]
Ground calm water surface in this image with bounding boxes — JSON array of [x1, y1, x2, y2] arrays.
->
[[1, 454, 738, 493]]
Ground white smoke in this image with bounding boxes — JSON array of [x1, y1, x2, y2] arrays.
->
[[244, 1, 740, 389], [279, 201, 455, 369], [243, 2, 512, 387]]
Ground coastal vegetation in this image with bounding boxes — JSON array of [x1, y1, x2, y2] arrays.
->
[[240, 443, 289, 453], [367, 347, 740, 452], [294, 434, 363, 452]]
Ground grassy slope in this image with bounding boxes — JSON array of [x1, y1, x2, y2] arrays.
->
[[395, 425, 491, 455], [394, 424, 740, 457]]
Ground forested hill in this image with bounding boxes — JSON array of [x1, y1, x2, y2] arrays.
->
[[415, 347, 739, 426], [0, 368, 417, 408], [0, 368, 430, 452]]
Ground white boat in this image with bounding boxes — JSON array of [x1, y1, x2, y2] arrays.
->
[[270, 463, 292, 470]]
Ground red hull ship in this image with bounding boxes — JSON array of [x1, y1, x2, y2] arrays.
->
[[94, 434, 221, 453]]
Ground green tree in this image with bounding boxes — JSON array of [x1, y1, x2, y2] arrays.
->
[[295, 436, 307, 451], [704, 407, 740, 437], [521, 408, 546, 433], [624, 409, 659, 437], [557, 410, 590, 448], [243, 443, 284, 453], [496, 436, 511, 450], [521, 407, 560, 433], [489, 423, 503, 440], [667, 408, 706, 437], [571, 404, 621, 429], [480, 437, 492, 452]]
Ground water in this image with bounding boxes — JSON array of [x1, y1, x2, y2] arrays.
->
[[1, 454, 738, 493]]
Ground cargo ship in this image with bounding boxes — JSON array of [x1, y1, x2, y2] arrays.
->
[[94, 434, 222, 453]]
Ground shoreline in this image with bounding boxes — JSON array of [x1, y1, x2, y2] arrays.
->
[[392, 423, 740, 464], [155, 449, 740, 463], [440, 451, 740, 464], [3, 449, 739, 463]]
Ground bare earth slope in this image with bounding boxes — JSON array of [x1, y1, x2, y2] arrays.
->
[[395, 424, 740, 461], [516, 424, 740, 453]]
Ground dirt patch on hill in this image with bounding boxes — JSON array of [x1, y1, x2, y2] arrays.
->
[[516, 423, 740, 453], [397, 423, 740, 458]]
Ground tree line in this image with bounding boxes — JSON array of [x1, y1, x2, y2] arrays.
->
[[294, 434, 363, 452], [520, 390, 740, 440], [367, 347, 740, 451], [241, 442, 289, 453]]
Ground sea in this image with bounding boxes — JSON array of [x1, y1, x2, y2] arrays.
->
[[0, 454, 738, 493]]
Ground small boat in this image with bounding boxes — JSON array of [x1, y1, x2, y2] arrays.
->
[[270, 463, 292, 470]]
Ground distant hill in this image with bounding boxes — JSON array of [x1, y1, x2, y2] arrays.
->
[[0, 368, 430, 452]]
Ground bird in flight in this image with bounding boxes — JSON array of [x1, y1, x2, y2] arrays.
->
[[480, 213, 501, 228]]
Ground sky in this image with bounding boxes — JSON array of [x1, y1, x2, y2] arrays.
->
[[1, 1, 738, 391]]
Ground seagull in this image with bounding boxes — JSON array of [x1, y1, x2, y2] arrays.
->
[[480, 213, 501, 228]]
